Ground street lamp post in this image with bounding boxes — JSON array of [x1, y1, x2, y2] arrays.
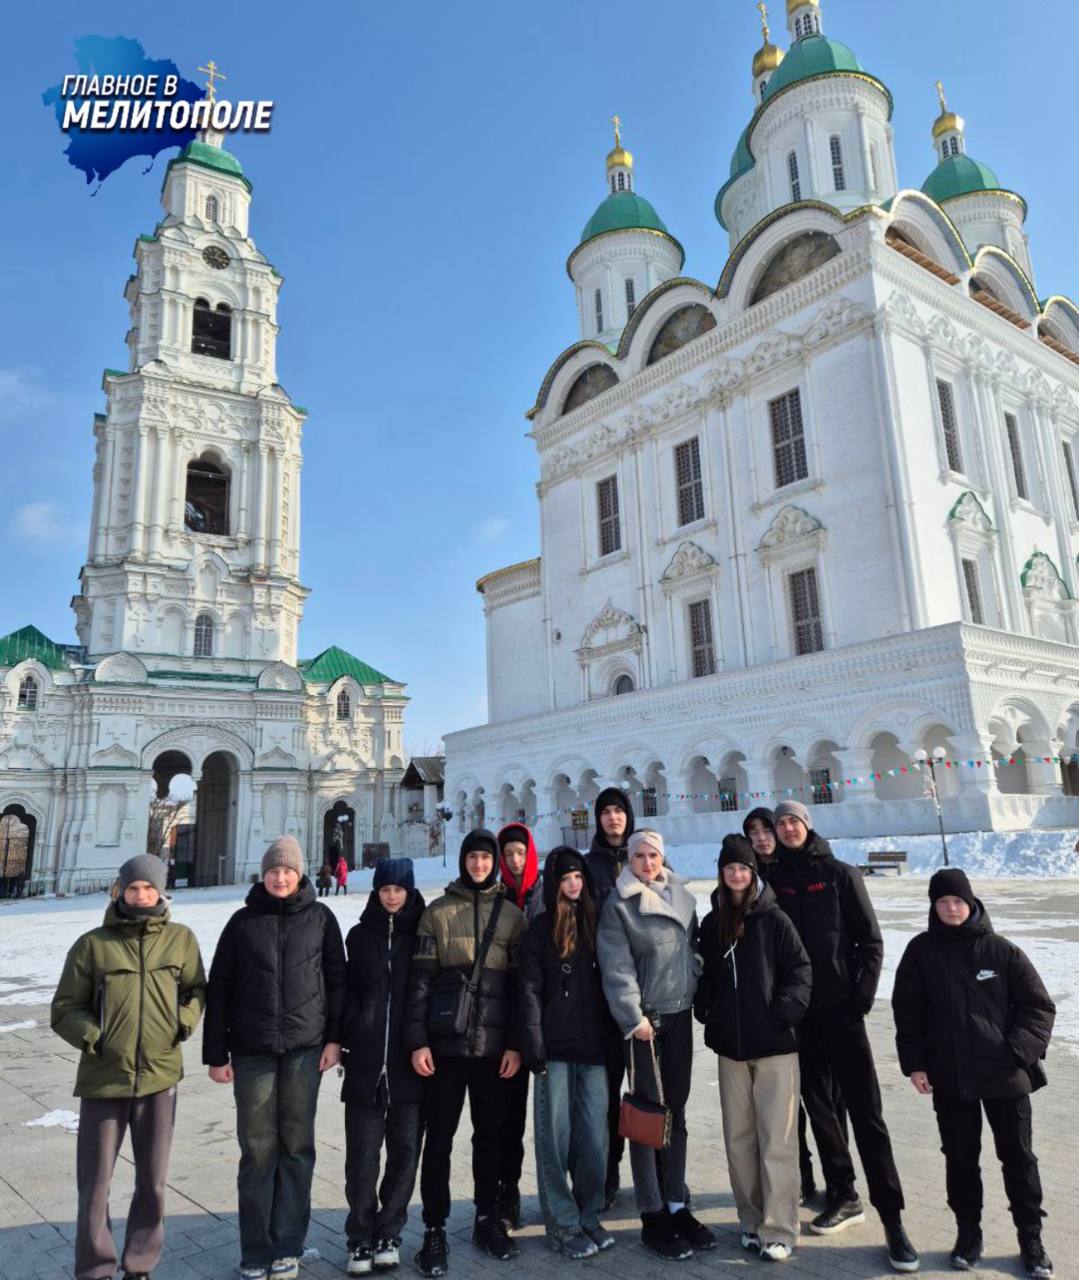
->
[[915, 746, 950, 867]]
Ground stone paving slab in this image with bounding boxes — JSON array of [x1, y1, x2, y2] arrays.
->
[[2, 877, 1076, 1280]]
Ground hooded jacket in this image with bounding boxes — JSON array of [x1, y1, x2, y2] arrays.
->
[[342, 888, 426, 1106], [766, 831, 883, 1017], [202, 878, 347, 1066], [585, 787, 636, 909], [52, 900, 206, 1099], [404, 836, 525, 1059], [597, 863, 699, 1035], [695, 881, 812, 1061], [498, 823, 543, 921], [518, 856, 609, 1070], [892, 900, 1055, 1100], [742, 807, 779, 880]]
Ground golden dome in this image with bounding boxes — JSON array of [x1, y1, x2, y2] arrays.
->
[[753, 41, 784, 77], [931, 82, 964, 140], [787, 0, 819, 12], [607, 145, 633, 171]]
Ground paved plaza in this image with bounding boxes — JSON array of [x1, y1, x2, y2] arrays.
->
[[1, 876, 1076, 1280]]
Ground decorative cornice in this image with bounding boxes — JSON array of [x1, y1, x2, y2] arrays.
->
[[476, 558, 542, 609]]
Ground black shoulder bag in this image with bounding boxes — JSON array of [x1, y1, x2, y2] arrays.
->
[[427, 897, 504, 1040]]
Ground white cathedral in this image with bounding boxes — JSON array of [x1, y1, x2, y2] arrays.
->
[[444, 0, 1079, 852], [0, 122, 407, 891]]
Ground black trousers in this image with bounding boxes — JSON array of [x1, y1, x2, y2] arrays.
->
[[932, 1091, 1044, 1230], [798, 1086, 847, 1190], [420, 1056, 506, 1226], [799, 1012, 904, 1220], [499, 1067, 530, 1195], [604, 1039, 626, 1186]]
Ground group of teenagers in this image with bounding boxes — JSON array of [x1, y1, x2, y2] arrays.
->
[[51, 788, 1058, 1280]]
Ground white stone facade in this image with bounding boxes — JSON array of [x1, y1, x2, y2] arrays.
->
[[445, 10, 1079, 851], [0, 132, 407, 890]]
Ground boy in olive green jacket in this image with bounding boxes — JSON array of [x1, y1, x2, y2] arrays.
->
[[51, 855, 206, 1280]]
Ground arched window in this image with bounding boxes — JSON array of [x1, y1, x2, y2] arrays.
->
[[787, 150, 801, 202], [610, 175, 616, 194], [191, 297, 232, 360], [616, 172, 626, 191], [184, 456, 230, 534], [205, 195, 219, 222], [336, 689, 351, 720], [759, 79, 768, 102], [193, 614, 214, 658], [613, 674, 635, 696], [829, 135, 846, 191], [594, 288, 604, 334], [16, 675, 38, 711], [624, 277, 636, 318]]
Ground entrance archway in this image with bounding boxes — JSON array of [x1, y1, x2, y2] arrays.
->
[[148, 752, 195, 887], [0, 805, 35, 898], [194, 752, 238, 886], [324, 800, 356, 870]]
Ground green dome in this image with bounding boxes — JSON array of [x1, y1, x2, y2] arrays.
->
[[580, 191, 671, 245], [168, 140, 252, 190], [762, 34, 866, 101], [921, 154, 1004, 204], [730, 125, 753, 180]]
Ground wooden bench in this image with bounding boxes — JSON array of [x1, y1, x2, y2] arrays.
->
[[858, 850, 908, 876]]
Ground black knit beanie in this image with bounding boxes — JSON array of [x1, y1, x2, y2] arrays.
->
[[459, 828, 499, 890], [928, 867, 976, 911], [718, 833, 757, 873]]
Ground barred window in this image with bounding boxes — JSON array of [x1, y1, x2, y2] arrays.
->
[[205, 195, 219, 221], [789, 567, 824, 655], [1063, 441, 1079, 521], [193, 613, 214, 658], [594, 288, 604, 334], [617, 171, 626, 191], [336, 689, 351, 720], [937, 379, 963, 473], [1004, 413, 1028, 500], [674, 437, 705, 526], [961, 558, 985, 625], [687, 599, 717, 677], [642, 787, 658, 818], [719, 776, 738, 813], [787, 150, 801, 202], [596, 475, 621, 556], [625, 277, 636, 319], [829, 135, 846, 191], [770, 389, 809, 488], [16, 676, 38, 711], [810, 768, 833, 805]]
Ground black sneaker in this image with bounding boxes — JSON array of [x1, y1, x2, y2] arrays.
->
[[884, 1221, 919, 1274], [372, 1238, 400, 1270], [347, 1246, 373, 1276], [416, 1227, 448, 1278], [585, 1226, 616, 1252], [560, 1232, 598, 1260], [1019, 1229, 1054, 1279], [670, 1208, 716, 1252], [950, 1223, 982, 1271], [810, 1197, 866, 1235], [497, 1186, 521, 1231], [640, 1211, 692, 1261], [472, 1215, 519, 1262]]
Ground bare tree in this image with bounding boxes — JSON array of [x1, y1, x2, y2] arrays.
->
[[146, 798, 187, 858]]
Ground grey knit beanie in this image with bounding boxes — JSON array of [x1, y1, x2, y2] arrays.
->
[[773, 799, 812, 829], [261, 834, 305, 877], [627, 829, 665, 861], [118, 854, 168, 895]]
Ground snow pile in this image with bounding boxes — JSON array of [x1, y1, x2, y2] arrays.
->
[[0, 1019, 37, 1033], [24, 1110, 79, 1133]]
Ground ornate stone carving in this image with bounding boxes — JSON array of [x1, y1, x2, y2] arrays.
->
[[257, 662, 304, 692], [950, 491, 994, 533], [758, 505, 824, 552], [661, 541, 717, 584], [580, 601, 642, 651], [1022, 551, 1068, 601], [89, 743, 141, 768], [94, 652, 149, 684]]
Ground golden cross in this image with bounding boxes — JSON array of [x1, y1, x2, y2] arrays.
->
[[611, 114, 622, 148], [757, 0, 770, 40], [198, 59, 228, 103], [936, 79, 947, 112]]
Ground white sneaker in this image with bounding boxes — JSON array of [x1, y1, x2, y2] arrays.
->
[[741, 1232, 761, 1251], [239, 1268, 269, 1280], [760, 1242, 793, 1262], [347, 1246, 373, 1275], [373, 1238, 400, 1269], [270, 1259, 300, 1280]]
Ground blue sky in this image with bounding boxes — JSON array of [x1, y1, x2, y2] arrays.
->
[[4, 0, 1078, 749]]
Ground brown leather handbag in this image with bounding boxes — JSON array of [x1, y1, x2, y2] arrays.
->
[[618, 1036, 672, 1150]]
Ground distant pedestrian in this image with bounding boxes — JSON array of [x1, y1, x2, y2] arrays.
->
[[336, 853, 350, 895], [893, 869, 1055, 1278], [317, 861, 333, 897], [519, 848, 613, 1258], [341, 859, 426, 1275], [696, 835, 811, 1262], [51, 854, 206, 1280], [203, 836, 347, 1280]]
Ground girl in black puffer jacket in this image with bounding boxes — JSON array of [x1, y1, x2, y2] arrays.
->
[[892, 869, 1055, 1278], [695, 836, 811, 1262], [341, 859, 426, 1273], [519, 848, 612, 1258]]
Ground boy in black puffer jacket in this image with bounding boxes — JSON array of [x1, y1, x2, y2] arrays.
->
[[893, 869, 1055, 1278], [341, 859, 426, 1275]]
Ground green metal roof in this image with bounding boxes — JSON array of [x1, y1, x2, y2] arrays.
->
[[147, 670, 258, 684], [762, 35, 866, 101], [166, 140, 253, 192], [0, 625, 70, 672], [299, 645, 393, 686], [580, 192, 672, 245], [921, 154, 1017, 207], [730, 125, 754, 180]]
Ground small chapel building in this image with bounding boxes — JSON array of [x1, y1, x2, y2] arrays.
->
[[0, 122, 406, 892], [445, 0, 1079, 850]]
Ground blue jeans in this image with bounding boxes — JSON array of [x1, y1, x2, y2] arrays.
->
[[533, 1061, 608, 1243], [232, 1046, 322, 1266]]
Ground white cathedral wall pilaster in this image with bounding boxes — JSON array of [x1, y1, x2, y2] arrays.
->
[[1032, 398, 1077, 596], [270, 449, 284, 573], [974, 374, 1021, 630], [254, 445, 269, 568], [237, 443, 250, 542], [147, 427, 165, 559]]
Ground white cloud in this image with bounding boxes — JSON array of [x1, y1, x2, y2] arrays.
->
[[13, 501, 85, 549], [475, 515, 509, 542]]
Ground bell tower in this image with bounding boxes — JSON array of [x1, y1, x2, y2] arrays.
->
[[73, 68, 309, 669]]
